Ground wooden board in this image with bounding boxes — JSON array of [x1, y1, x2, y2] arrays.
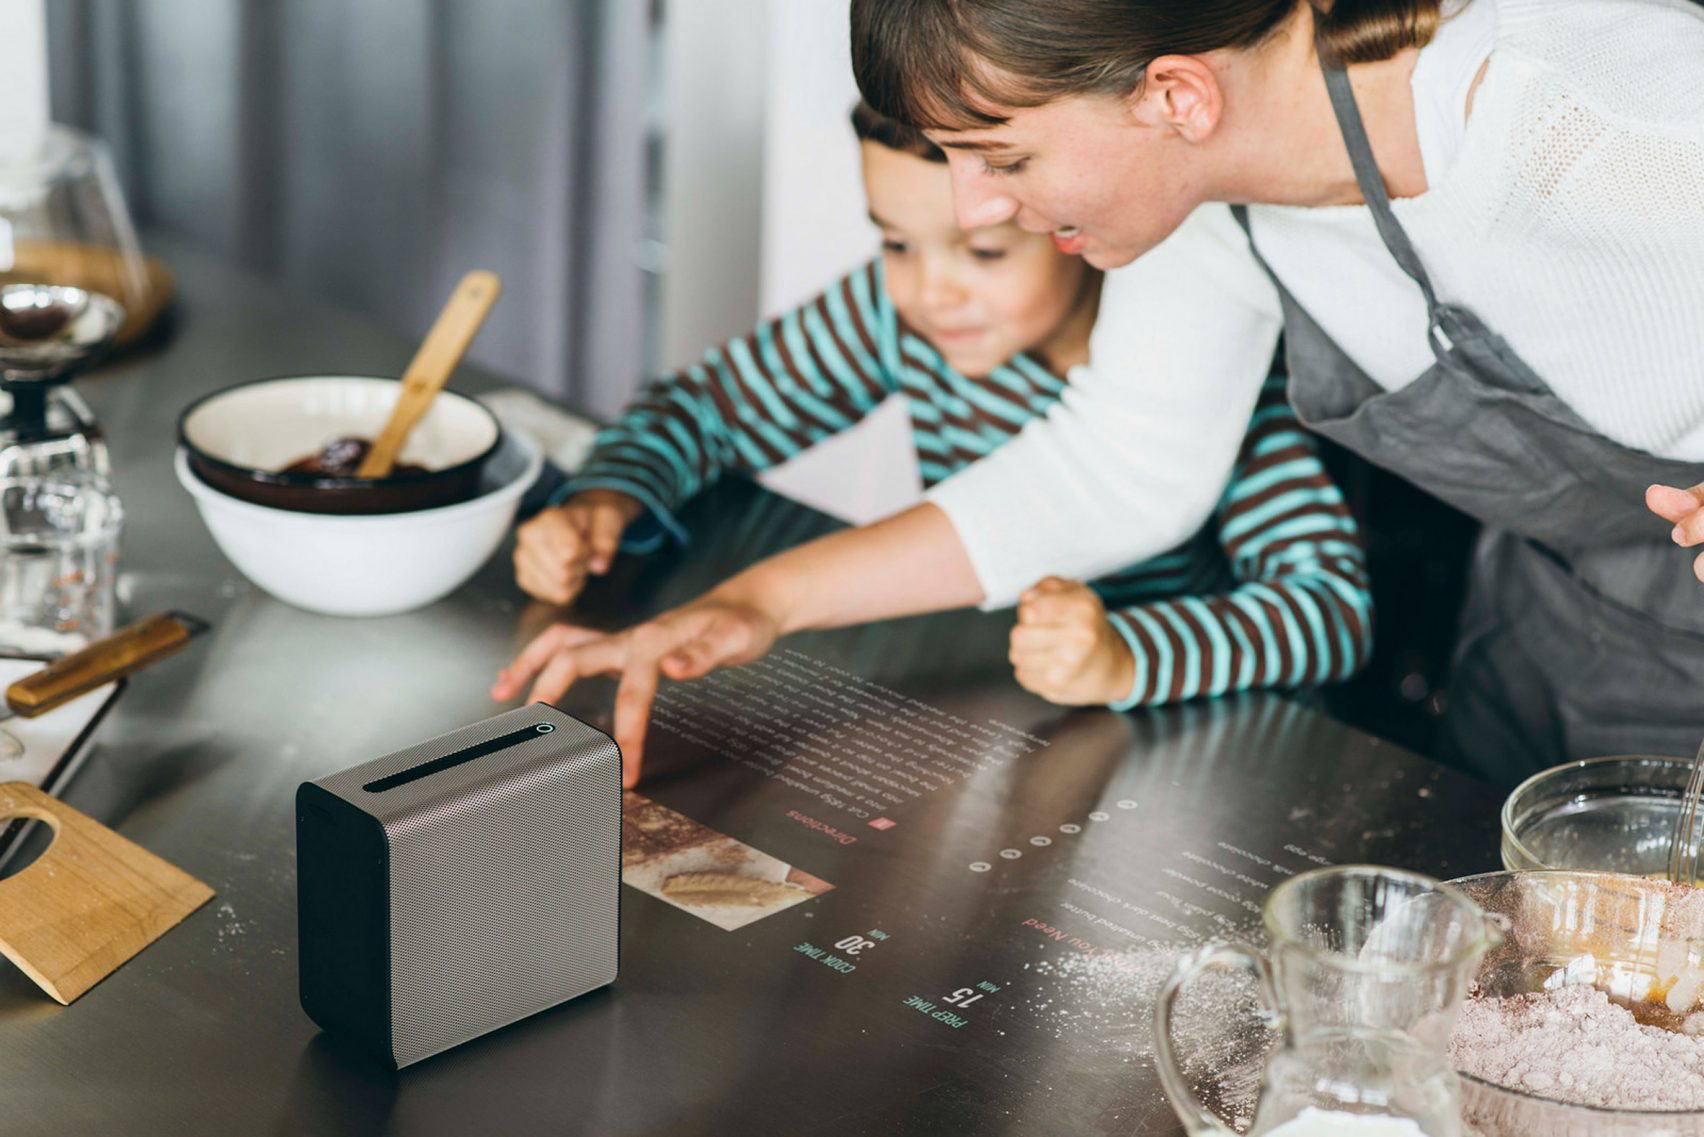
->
[[0, 781, 212, 1004]]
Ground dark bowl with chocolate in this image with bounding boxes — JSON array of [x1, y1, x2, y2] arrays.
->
[[178, 375, 502, 515]]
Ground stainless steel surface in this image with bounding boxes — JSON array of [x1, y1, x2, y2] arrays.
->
[[0, 233, 1507, 1136]]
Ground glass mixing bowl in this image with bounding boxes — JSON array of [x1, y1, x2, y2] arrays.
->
[[1447, 871, 1704, 1137], [1500, 755, 1692, 874]]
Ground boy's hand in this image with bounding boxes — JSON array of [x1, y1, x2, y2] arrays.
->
[[514, 489, 644, 605], [1649, 481, 1704, 583], [490, 591, 782, 787], [1009, 577, 1135, 706]]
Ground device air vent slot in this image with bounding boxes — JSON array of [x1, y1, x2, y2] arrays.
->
[[363, 722, 557, 792]]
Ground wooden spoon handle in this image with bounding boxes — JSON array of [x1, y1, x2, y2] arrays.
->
[[356, 270, 502, 479], [6, 611, 209, 718]]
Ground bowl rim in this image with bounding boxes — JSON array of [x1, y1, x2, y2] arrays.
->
[[1262, 864, 1498, 977], [173, 426, 542, 531], [1500, 754, 1695, 873], [1447, 867, 1704, 1117], [176, 373, 501, 489]]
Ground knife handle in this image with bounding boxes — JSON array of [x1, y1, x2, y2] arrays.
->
[[7, 612, 208, 718]]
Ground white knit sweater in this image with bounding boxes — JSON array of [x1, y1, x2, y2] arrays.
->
[[928, 0, 1704, 607]]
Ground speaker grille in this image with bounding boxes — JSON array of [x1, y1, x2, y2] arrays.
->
[[313, 706, 620, 1066], [388, 751, 619, 1065]]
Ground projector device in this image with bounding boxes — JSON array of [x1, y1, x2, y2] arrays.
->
[[296, 704, 621, 1067]]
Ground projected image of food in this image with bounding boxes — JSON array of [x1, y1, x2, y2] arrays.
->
[[622, 791, 832, 931]]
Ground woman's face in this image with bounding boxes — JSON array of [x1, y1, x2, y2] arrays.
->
[[923, 92, 1208, 270], [861, 139, 1093, 378]]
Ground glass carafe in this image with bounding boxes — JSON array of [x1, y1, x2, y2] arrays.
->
[[1154, 865, 1501, 1137], [0, 125, 144, 477]]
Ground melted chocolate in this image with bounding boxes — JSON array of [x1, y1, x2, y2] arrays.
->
[[282, 436, 429, 478]]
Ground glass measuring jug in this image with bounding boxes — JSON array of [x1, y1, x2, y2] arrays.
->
[[0, 473, 122, 656], [1154, 865, 1501, 1137]]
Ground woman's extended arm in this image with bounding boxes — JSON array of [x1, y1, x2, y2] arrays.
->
[[496, 205, 1289, 780], [491, 502, 981, 786], [1103, 382, 1373, 707]]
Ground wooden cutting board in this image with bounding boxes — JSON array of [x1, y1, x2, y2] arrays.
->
[[0, 781, 212, 1004]]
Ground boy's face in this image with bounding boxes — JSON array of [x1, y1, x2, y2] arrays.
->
[[861, 140, 1093, 379]]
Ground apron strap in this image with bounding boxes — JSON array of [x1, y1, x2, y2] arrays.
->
[[1321, 67, 1439, 309], [1322, 66, 1462, 359]]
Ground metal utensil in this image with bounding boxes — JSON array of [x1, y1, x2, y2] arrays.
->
[[1666, 733, 1704, 884]]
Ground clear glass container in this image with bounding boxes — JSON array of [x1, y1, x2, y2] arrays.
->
[[0, 125, 144, 476], [1500, 755, 1693, 875], [0, 473, 122, 657], [0, 124, 148, 326], [1155, 865, 1501, 1136], [1450, 870, 1704, 1137]]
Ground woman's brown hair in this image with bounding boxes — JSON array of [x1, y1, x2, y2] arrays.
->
[[851, 0, 1445, 130]]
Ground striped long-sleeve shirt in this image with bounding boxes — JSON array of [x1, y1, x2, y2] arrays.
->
[[561, 259, 1373, 709]]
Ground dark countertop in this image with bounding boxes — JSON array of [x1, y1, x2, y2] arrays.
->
[[0, 233, 1506, 1136]]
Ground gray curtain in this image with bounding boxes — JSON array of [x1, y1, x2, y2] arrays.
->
[[45, 0, 654, 418]]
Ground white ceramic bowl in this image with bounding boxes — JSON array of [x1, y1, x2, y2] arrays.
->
[[176, 428, 541, 617]]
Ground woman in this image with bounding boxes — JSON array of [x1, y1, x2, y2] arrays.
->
[[498, 0, 1704, 788]]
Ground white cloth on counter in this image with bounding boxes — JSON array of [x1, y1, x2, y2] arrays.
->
[[479, 387, 601, 472], [0, 655, 117, 795]]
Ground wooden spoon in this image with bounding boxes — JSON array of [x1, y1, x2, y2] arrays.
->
[[2, 611, 208, 720], [355, 270, 502, 479]]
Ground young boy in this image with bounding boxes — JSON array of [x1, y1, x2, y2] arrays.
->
[[510, 103, 1371, 711]]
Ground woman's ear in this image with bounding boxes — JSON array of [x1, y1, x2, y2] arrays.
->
[[1129, 55, 1225, 143]]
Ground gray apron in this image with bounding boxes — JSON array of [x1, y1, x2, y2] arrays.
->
[[1234, 65, 1704, 785]]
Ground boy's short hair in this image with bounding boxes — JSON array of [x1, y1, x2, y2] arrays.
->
[[850, 99, 947, 164]]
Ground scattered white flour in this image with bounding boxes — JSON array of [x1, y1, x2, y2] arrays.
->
[[1016, 927, 1271, 1130], [1450, 985, 1704, 1111], [1264, 1109, 1425, 1136]]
